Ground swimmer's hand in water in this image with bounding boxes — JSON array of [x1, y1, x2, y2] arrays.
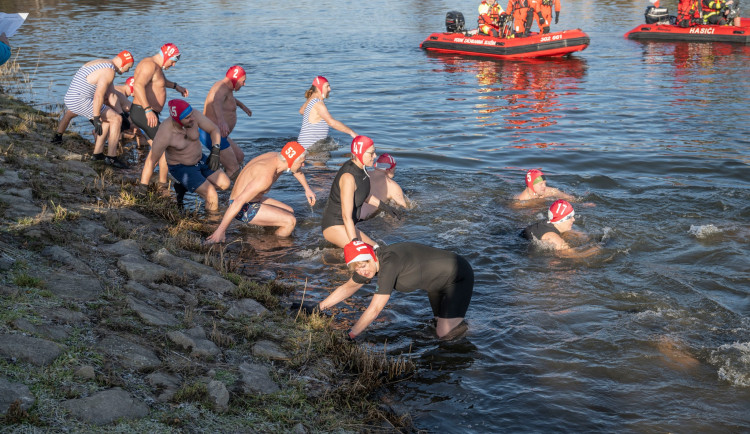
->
[[205, 230, 226, 245], [304, 188, 316, 206], [380, 202, 403, 220]]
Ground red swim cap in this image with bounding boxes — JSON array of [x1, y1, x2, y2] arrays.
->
[[375, 153, 396, 170], [160, 43, 181, 66], [125, 77, 135, 94], [351, 135, 374, 165], [344, 240, 377, 265], [281, 141, 305, 168], [548, 199, 575, 223], [117, 50, 134, 67], [226, 65, 246, 89], [168, 99, 193, 127], [525, 169, 546, 191], [312, 76, 328, 93]]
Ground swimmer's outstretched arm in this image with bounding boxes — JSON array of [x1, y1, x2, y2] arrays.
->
[[235, 98, 252, 117], [557, 243, 601, 259], [547, 187, 575, 201], [316, 102, 356, 138], [292, 171, 316, 206], [319, 278, 363, 310], [349, 294, 391, 337]]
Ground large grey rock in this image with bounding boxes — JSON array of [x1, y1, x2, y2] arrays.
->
[[252, 340, 290, 361], [70, 220, 109, 242], [5, 187, 33, 200], [75, 365, 96, 380], [152, 248, 218, 278], [43, 307, 88, 325], [238, 362, 279, 395], [0, 334, 65, 366], [61, 388, 148, 425], [124, 281, 181, 306], [196, 274, 236, 295], [60, 160, 97, 177], [207, 380, 229, 413], [146, 372, 180, 402], [226, 298, 269, 319], [11, 318, 70, 341], [47, 272, 102, 301], [100, 239, 142, 257], [126, 296, 178, 327], [0, 169, 20, 185], [118, 254, 172, 283], [97, 334, 161, 371], [41, 245, 94, 275], [0, 194, 42, 220], [110, 208, 151, 226], [166, 326, 220, 358], [0, 377, 35, 415]]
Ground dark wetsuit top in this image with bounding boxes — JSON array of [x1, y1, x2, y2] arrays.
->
[[522, 220, 561, 241], [355, 242, 474, 318], [321, 159, 370, 230]]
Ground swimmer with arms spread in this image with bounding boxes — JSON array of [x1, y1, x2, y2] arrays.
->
[[522, 199, 601, 258], [205, 141, 311, 241], [310, 240, 474, 340]]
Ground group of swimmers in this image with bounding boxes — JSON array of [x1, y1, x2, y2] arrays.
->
[[53, 44, 601, 341]]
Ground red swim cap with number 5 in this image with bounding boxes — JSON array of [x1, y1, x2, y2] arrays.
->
[[548, 199, 574, 223]]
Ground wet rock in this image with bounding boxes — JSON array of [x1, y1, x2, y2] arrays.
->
[[152, 248, 218, 278], [226, 298, 269, 319], [100, 239, 141, 256], [196, 274, 236, 295], [5, 187, 33, 200], [146, 371, 180, 403], [75, 365, 96, 380], [41, 245, 94, 275], [126, 296, 178, 327], [11, 318, 70, 341], [0, 334, 65, 366], [60, 160, 97, 177], [61, 388, 148, 425], [98, 333, 162, 371], [118, 254, 172, 283], [238, 362, 279, 395], [252, 340, 290, 361], [207, 380, 229, 413], [167, 326, 220, 358], [0, 169, 20, 185], [47, 272, 102, 301], [0, 377, 35, 415]]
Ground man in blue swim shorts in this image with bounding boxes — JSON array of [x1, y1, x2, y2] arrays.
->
[[139, 99, 230, 211], [205, 141, 312, 241]]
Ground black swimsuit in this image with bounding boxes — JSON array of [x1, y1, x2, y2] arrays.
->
[[522, 220, 561, 241], [321, 160, 370, 230], [130, 104, 161, 140]]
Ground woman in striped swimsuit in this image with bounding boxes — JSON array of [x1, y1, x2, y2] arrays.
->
[[297, 76, 357, 152], [63, 51, 134, 168]]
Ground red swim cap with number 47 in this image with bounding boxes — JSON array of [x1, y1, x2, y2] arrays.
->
[[351, 135, 374, 164], [344, 240, 377, 265], [281, 141, 305, 168], [548, 199, 575, 223]]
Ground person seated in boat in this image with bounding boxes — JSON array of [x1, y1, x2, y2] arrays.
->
[[725, 0, 742, 25], [359, 153, 409, 220], [515, 169, 575, 203], [702, 0, 728, 24], [539, 0, 560, 34], [522, 200, 601, 258], [677, 0, 702, 27], [507, 0, 533, 37], [478, 0, 506, 37]]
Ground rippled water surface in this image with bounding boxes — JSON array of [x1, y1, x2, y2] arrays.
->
[[4, 0, 750, 430]]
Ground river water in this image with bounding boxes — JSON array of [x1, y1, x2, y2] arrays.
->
[[4, 0, 749, 431]]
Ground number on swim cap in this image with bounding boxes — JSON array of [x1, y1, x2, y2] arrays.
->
[[284, 147, 296, 158], [170, 106, 177, 118]]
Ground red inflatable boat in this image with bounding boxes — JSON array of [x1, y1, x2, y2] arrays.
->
[[420, 11, 590, 59], [625, 9, 750, 43]]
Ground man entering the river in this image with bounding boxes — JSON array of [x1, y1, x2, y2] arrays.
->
[[205, 141, 313, 241], [311, 241, 474, 340], [522, 199, 601, 258]]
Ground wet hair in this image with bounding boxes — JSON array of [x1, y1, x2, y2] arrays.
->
[[304, 85, 317, 99]]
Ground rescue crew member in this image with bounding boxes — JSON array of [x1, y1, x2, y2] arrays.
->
[[321, 136, 401, 249], [677, 0, 702, 27], [528, 0, 546, 34], [507, 0, 532, 37], [478, 0, 505, 37], [702, 0, 728, 24], [522, 200, 601, 258], [539, 0, 561, 33], [311, 240, 474, 340]]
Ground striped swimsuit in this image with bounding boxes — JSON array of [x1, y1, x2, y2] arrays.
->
[[297, 98, 330, 149], [64, 62, 115, 119]]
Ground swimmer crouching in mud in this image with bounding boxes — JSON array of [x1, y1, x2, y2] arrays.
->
[[522, 199, 601, 258], [299, 240, 473, 340]]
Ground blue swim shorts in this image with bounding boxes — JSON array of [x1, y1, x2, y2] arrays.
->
[[168, 154, 216, 193], [0, 42, 10, 67], [199, 128, 231, 151], [229, 199, 261, 223]]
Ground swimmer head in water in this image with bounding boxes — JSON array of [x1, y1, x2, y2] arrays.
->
[[526, 169, 547, 195], [548, 199, 575, 225]]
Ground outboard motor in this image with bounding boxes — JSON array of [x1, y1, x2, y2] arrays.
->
[[645, 6, 671, 24], [446, 11, 465, 33]]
